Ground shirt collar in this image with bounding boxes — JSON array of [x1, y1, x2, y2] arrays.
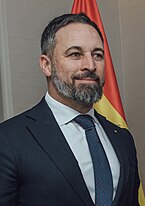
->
[[45, 92, 99, 126]]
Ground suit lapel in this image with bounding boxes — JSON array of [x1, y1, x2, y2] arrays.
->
[[26, 98, 94, 206], [95, 112, 130, 205], [26, 98, 130, 206]]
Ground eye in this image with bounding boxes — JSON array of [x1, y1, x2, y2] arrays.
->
[[68, 52, 82, 60], [93, 52, 104, 61]]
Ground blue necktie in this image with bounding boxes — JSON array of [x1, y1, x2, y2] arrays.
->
[[74, 115, 113, 206]]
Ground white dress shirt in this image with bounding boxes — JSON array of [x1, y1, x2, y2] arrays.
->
[[45, 92, 120, 203]]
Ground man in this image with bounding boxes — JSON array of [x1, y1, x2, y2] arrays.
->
[[0, 13, 140, 206]]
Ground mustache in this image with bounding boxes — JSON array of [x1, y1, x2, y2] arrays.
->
[[72, 72, 100, 81]]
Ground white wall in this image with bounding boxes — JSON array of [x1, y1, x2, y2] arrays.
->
[[0, 69, 3, 121], [118, 0, 145, 190], [0, 0, 74, 118]]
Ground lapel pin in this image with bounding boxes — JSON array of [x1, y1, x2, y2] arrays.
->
[[114, 130, 118, 133]]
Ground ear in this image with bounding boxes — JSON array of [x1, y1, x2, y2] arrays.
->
[[39, 55, 52, 77]]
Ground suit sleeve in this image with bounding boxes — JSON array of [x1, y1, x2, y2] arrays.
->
[[133, 142, 140, 206], [126, 129, 140, 206], [0, 126, 18, 206]]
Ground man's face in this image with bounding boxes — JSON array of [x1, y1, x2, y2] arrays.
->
[[49, 23, 104, 106]]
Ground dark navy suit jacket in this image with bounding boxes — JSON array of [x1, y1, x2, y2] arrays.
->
[[0, 98, 140, 206]]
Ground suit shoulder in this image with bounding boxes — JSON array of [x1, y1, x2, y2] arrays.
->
[[95, 111, 134, 142], [0, 97, 46, 126]]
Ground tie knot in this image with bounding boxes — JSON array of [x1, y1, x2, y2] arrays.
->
[[74, 115, 95, 130]]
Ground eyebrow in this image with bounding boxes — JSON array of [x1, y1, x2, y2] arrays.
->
[[64, 46, 104, 55]]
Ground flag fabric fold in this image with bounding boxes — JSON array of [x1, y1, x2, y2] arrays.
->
[[71, 0, 145, 205]]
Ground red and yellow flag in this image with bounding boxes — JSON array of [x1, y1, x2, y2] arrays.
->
[[71, 0, 145, 205]]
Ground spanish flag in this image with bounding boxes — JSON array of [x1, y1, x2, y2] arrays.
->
[[71, 0, 145, 205]]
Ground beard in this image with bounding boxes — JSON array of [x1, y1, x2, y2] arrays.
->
[[51, 66, 104, 106]]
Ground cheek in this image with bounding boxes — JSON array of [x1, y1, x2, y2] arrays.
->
[[96, 64, 104, 82], [55, 60, 80, 82], [100, 71, 104, 83]]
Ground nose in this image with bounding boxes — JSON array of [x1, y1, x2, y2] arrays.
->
[[82, 53, 96, 72]]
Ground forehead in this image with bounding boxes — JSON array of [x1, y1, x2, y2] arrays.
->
[[55, 23, 103, 51]]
